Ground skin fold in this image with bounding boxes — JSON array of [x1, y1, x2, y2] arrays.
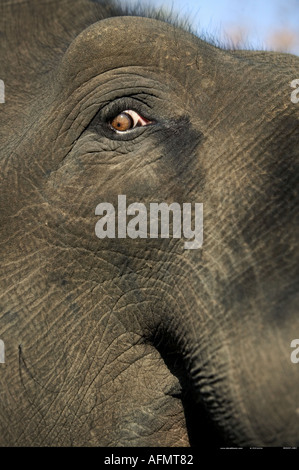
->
[[0, 0, 298, 447]]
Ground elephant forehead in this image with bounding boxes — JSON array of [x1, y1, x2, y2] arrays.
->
[[59, 16, 217, 80]]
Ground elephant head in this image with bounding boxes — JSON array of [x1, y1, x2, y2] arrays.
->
[[0, 0, 298, 446]]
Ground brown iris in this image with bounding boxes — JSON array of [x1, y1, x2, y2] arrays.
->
[[110, 112, 134, 132]]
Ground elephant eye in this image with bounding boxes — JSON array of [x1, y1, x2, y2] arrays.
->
[[110, 110, 152, 132]]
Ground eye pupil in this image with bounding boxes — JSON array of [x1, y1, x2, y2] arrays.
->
[[111, 112, 134, 132]]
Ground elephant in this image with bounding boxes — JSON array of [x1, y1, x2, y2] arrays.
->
[[0, 0, 298, 447]]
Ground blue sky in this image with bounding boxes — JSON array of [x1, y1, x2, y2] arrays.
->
[[129, 0, 299, 55]]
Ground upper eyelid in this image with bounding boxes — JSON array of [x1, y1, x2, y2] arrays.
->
[[99, 96, 153, 121]]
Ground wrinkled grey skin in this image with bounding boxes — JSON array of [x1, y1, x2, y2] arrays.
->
[[0, 0, 298, 447]]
